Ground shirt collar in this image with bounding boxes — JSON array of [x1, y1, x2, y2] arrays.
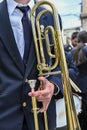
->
[[6, 0, 34, 16]]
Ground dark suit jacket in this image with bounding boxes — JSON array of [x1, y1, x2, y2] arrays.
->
[[0, 0, 64, 130]]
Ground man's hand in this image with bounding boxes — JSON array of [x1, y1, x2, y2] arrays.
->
[[28, 77, 55, 112]]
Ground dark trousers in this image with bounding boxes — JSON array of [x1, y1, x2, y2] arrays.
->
[[22, 117, 28, 130], [78, 98, 87, 130]]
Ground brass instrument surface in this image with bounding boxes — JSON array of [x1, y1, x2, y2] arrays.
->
[[30, 1, 81, 130]]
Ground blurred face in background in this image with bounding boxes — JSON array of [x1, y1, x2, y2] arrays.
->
[[71, 37, 78, 47]]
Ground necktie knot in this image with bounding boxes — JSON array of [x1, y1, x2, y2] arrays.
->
[[16, 6, 30, 15]]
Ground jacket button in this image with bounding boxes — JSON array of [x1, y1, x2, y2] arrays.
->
[[22, 102, 27, 107]]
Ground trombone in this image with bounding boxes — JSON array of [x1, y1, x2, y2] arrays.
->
[[29, 0, 81, 130]]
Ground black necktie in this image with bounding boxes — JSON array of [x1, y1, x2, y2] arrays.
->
[[17, 6, 32, 65]]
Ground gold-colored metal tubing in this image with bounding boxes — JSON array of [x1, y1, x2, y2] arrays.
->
[[32, 96, 39, 130], [39, 71, 81, 93], [30, 0, 81, 130]]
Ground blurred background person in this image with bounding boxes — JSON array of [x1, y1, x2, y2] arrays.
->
[[64, 31, 79, 52], [71, 31, 79, 47], [64, 36, 73, 52], [72, 30, 87, 130]]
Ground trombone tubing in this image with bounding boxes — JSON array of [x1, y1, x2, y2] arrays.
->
[[30, 1, 81, 130]]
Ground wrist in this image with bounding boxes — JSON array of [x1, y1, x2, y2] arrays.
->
[[50, 82, 60, 96]]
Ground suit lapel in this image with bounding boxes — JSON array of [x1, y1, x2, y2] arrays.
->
[[0, 0, 25, 75], [24, 39, 36, 79]]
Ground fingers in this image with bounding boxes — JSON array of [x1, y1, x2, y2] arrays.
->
[[28, 77, 55, 111], [40, 102, 49, 112], [37, 93, 51, 102], [28, 89, 49, 96], [28, 90, 50, 112], [28, 77, 53, 97]]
